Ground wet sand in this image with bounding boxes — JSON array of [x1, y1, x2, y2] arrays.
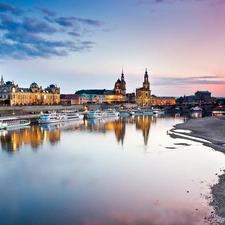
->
[[170, 116, 225, 222]]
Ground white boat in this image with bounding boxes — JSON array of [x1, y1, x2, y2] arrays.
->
[[118, 110, 130, 117], [1, 117, 30, 128], [142, 109, 154, 115], [190, 106, 202, 118], [190, 106, 202, 112], [38, 111, 67, 124], [153, 109, 165, 115], [0, 120, 8, 129], [104, 109, 119, 117], [86, 110, 106, 119], [129, 109, 143, 116], [65, 111, 84, 120]]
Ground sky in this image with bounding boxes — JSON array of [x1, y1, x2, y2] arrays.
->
[[0, 0, 225, 97]]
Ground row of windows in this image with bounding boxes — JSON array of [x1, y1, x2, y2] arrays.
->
[[11, 95, 58, 99]]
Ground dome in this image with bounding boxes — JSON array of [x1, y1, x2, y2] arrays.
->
[[5, 81, 12, 86], [49, 84, 56, 88], [30, 82, 39, 88]]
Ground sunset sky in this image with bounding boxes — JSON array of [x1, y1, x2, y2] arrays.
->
[[0, 0, 225, 97]]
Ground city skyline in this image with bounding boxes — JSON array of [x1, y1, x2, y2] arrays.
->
[[0, 0, 225, 97]]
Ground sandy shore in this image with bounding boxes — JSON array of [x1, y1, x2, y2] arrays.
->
[[170, 116, 225, 222]]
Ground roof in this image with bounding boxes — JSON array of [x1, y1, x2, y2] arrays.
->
[[195, 91, 211, 94], [75, 89, 106, 95]]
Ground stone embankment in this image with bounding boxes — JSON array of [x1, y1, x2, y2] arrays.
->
[[0, 104, 92, 117], [0, 103, 138, 117]]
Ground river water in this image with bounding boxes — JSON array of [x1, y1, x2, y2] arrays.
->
[[0, 115, 224, 225]]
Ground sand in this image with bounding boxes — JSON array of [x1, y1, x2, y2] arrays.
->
[[170, 116, 225, 222]]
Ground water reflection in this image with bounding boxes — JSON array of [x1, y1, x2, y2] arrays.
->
[[0, 116, 159, 152], [0, 115, 225, 225]]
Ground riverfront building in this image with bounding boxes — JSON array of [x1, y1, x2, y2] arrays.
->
[[156, 96, 176, 105], [0, 76, 60, 106], [136, 69, 156, 106], [61, 70, 128, 105], [183, 91, 216, 104]]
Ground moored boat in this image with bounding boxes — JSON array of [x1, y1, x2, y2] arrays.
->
[[1, 117, 30, 129], [190, 106, 202, 118], [118, 110, 130, 117], [104, 109, 119, 117], [142, 108, 154, 116], [64, 111, 84, 120], [86, 110, 106, 119], [190, 106, 202, 112], [153, 108, 165, 115], [0, 120, 8, 129], [129, 109, 143, 116], [38, 111, 67, 124]]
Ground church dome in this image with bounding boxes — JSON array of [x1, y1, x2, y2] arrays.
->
[[5, 81, 12, 86], [49, 84, 56, 88], [30, 82, 39, 88]]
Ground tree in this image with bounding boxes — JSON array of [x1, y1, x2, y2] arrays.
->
[[4, 99, 10, 105], [176, 96, 184, 104]]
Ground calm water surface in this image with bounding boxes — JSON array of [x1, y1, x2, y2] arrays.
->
[[0, 115, 224, 225]]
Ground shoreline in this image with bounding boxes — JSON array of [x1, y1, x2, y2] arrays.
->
[[170, 115, 225, 221]]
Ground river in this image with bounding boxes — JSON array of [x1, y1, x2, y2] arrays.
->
[[0, 115, 224, 225]]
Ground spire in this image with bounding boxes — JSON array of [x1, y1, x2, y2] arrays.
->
[[144, 68, 148, 82], [121, 66, 124, 81], [0, 75, 4, 86]]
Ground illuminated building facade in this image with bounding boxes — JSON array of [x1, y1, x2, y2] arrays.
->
[[0, 76, 60, 106], [136, 69, 156, 106], [113, 69, 126, 95], [74, 70, 128, 104], [156, 97, 176, 105]]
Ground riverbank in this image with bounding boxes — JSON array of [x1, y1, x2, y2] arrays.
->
[[170, 116, 225, 222]]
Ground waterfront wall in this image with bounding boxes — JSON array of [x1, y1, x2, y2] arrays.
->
[[0, 103, 139, 117], [0, 105, 87, 117]]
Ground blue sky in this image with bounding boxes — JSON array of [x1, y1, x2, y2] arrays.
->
[[0, 0, 225, 97]]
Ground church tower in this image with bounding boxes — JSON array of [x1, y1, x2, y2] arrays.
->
[[114, 68, 127, 96], [0, 75, 4, 86], [135, 68, 156, 106], [143, 68, 150, 91], [120, 68, 126, 95]]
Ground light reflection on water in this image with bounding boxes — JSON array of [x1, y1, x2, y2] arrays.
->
[[0, 115, 224, 225]]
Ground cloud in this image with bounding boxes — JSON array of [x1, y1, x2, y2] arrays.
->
[[152, 75, 225, 86], [37, 7, 56, 17], [55, 16, 104, 28], [68, 31, 82, 37], [0, 2, 105, 60], [55, 17, 76, 27], [22, 17, 57, 34], [0, 2, 23, 15]]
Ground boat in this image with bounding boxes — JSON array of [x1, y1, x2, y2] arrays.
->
[[153, 108, 165, 115], [104, 109, 119, 117], [65, 111, 84, 120], [190, 106, 202, 112], [142, 108, 154, 116], [0, 120, 8, 129], [1, 117, 30, 129], [86, 110, 106, 119], [190, 106, 202, 118], [129, 109, 143, 116], [38, 111, 67, 124], [118, 110, 130, 117]]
